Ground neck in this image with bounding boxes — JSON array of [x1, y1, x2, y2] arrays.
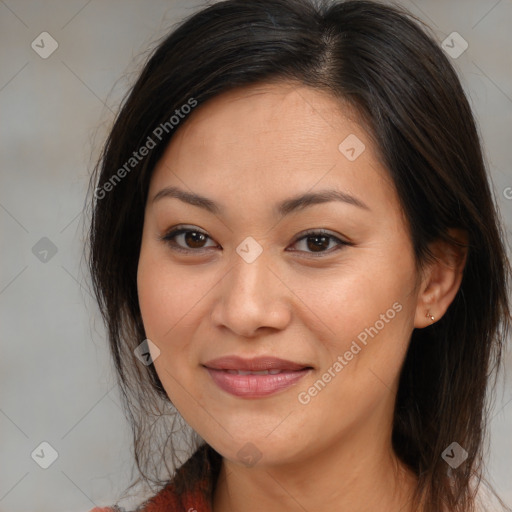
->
[[212, 420, 419, 512]]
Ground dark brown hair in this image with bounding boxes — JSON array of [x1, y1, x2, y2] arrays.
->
[[86, 1, 511, 510]]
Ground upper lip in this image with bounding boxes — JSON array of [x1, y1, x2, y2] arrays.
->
[[203, 356, 312, 371]]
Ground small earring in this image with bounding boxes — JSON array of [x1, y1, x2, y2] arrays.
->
[[426, 310, 435, 322]]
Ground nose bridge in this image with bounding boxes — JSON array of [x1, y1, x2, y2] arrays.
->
[[234, 245, 270, 289], [211, 244, 291, 335]]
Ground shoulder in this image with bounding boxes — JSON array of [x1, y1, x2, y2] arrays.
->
[[87, 481, 208, 512], [88, 443, 220, 512]]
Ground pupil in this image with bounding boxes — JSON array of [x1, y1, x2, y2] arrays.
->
[[307, 235, 329, 252], [185, 231, 206, 248]]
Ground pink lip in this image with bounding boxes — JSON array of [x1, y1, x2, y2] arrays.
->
[[202, 356, 313, 398]]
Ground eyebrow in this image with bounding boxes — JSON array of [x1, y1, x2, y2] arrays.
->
[[151, 185, 370, 216]]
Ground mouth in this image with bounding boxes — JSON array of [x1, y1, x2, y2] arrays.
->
[[202, 355, 313, 372], [202, 355, 313, 398], [223, 369, 290, 375]]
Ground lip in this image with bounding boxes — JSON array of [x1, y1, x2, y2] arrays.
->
[[202, 356, 313, 398], [203, 355, 311, 372]]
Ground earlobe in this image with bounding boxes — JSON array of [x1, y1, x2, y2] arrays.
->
[[425, 310, 435, 322], [413, 228, 468, 329]]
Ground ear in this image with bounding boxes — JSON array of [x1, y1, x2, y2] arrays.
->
[[414, 228, 468, 328]]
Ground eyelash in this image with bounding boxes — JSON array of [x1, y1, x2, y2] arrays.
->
[[159, 225, 351, 257]]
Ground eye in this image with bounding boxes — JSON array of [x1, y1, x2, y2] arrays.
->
[[160, 226, 218, 253], [160, 226, 350, 256], [288, 229, 350, 256]]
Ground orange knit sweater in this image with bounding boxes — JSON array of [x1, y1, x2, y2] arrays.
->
[[89, 444, 219, 512]]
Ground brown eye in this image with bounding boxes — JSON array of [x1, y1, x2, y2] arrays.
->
[[288, 230, 349, 256], [305, 234, 331, 252], [160, 226, 349, 257], [161, 227, 217, 252], [183, 230, 208, 248]]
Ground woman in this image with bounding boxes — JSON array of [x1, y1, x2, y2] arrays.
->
[[86, 0, 511, 511]]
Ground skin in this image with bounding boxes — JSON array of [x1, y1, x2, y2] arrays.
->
[[136, 82, 467, 512]]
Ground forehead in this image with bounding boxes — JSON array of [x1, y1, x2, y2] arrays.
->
[[149, 81, 396, 216], [172, 81, 366, 155]]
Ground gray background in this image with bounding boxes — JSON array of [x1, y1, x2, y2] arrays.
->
[[1, 1, 511, 511]]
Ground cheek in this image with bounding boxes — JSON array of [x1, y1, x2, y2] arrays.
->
[[137, 252, 200, 402], [303, 245, 416, 378], [136, 244, 221, 398], [137, 246, 203, 340], [310, 261, 409, 331], [137, 255, 174, 339], [294, 279, 413, 434]]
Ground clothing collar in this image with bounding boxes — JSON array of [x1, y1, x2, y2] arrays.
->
[[134, 443, 221, 512]]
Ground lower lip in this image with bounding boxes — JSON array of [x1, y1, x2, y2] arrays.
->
[[205, 368, 311, 398]]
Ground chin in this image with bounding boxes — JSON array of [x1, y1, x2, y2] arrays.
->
[[205, 430, 309, 469]]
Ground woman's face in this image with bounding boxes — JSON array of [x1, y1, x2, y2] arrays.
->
[[137, 82, 425, 468]]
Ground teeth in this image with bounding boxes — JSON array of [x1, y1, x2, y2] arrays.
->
[[225, 369, 283, 375]]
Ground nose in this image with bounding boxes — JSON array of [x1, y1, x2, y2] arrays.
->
[[210, 250, 292, 338]]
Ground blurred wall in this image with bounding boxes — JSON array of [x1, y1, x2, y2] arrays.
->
[[1, 1, 511, 510]]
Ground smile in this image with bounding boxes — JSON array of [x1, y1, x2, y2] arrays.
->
[[204, 367, 312, 398]]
